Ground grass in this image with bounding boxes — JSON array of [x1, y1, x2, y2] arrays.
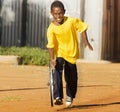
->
[[0, 46, 49, 66], [0, 96, 21, 102]]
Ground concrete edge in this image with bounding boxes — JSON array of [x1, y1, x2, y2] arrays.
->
[[0, 55, 21, 65]]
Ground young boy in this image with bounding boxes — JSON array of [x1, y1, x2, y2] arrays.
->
[[46, 0, 93, 107]]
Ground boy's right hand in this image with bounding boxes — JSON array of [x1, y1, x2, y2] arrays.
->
[[50, 59, 56, 69]]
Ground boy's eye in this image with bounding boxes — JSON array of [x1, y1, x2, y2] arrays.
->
[[54, 12, 63, 16]]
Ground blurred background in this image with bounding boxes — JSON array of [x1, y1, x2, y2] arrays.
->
[[0, 0, 120, 62]]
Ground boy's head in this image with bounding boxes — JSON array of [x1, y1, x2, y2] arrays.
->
[[51, 0, 65, 13], [50, 0, 65, 25]]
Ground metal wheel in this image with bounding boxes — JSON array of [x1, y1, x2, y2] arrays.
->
[[48, 64, 54, 107]]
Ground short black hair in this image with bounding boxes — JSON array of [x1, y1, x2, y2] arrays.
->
[[51, 0, 65, 11]]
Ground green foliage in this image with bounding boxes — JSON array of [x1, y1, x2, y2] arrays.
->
[[0, 46, 49, 66]]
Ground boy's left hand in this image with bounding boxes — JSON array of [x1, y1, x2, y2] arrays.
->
[[85, 43, 93, 51], [88, 44, 93, 51]]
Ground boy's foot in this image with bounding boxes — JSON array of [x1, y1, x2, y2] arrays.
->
[[66, 96, 73, 107], [54, 97, 63, 105]]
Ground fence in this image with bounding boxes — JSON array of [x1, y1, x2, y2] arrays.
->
[[0, 0, 49, 49], [0, 0, 81, 49]]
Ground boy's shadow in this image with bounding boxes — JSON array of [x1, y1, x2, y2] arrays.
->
[[57, 102, 120, 111]]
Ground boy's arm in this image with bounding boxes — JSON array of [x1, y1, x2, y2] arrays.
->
[[81, 30, 93, 51], [48, 48, 56, 68]]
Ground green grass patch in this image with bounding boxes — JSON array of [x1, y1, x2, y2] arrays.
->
[[0, 96, 21, 102], [0, 46, 49, 66]]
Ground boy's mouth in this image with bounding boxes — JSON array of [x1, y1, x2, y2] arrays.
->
[[57, 18, 60, 21], [55, 18, 64, 24]]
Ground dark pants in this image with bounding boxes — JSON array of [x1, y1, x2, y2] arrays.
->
[[53, 57, 78, 99]]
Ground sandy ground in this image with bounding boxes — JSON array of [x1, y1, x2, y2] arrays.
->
[[0, 62, 120, 112]]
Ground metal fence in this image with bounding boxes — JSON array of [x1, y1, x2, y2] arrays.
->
[[0, 0, 49, 49]]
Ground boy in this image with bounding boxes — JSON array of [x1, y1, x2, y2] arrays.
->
[[46, 0, 93, 107]]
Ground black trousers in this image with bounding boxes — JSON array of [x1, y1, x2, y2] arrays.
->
[[53, 57, 78, 99]]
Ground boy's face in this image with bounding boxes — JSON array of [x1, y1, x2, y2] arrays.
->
[[51, 7, 65, 24]]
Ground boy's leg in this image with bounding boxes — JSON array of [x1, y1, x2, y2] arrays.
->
[[64, 61, 78, 99], [53, 57, 64, 100]]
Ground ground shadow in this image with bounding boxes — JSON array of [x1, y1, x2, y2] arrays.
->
[[57, 102, 120, 111], [0, 87, 48, 92]]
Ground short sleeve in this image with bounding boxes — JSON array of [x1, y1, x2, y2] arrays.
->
[[75, 18, 88, 33], [46, 27, 55, 48]]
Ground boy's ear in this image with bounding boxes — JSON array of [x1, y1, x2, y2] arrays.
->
[[63, 9, 66, 14], [50, 11, 53, 16]]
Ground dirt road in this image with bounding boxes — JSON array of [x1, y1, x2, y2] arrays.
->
[[0, 62, 120, 112]]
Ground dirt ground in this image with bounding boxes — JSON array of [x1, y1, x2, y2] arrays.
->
[[0, 61, 120, 112]]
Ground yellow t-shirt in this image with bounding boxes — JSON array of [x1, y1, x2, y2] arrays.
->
[[47, 16, 88, 64]]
